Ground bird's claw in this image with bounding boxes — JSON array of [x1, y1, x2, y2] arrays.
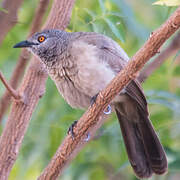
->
[[84, 132, 91, 142], [90, 93, 99, 106], [68, 121, 91, 142], [103, 105, 112, 115], [68, 120, 78, 140]]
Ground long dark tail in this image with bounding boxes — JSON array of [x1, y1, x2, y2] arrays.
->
[[115, 101, 167, 178]]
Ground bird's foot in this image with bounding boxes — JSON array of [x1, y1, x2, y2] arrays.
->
[[90, 93, 99, 106], [103, 105, 112, 115], [68, 121, 91, 142], [68, 120, 78, 140], [84, 132, 91, 142]]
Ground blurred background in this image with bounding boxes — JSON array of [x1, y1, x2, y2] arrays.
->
[[0, 0, 180, 179]]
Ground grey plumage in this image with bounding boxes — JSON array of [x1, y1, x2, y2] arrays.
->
[[14, 29, 168, 178]]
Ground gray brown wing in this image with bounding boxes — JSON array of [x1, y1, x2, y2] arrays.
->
[[73, 32, 147, 109], [72, 31, 129, 73]]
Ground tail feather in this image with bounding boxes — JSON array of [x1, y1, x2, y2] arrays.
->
[[115, 103, 167, 178], [138, 110, 167, 175]]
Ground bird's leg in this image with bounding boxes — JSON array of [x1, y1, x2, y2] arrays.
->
[[67, 93, 110, 141], [68, 120, 78, 139], [91, 93, 112, 115], [90, 93, 99, 106], [68, 121, 91, 142]]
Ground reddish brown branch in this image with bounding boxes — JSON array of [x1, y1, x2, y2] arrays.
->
[[138, 31, 180, 83], [0, 71, 20, 100], [29, 0, 50, 36], [0, 0, 75, 179], [0, 0, 50, 123], [0, 0, 24, 45], [169, 54, 180, 90], [37, 6, 180, 180]]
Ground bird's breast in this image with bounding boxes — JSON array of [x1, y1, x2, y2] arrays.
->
[[70, 41, 116, 98], [47, 64, 90, 109], [47, 40, 116, 109]]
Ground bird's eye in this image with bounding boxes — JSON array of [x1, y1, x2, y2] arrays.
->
[[38, 35, 46, 43]]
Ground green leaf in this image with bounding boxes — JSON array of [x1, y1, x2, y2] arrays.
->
[[146, 90, 180, 114], [153, 0, 180, 6], [169, 159, 180, 171], [148, 98, 174, 110], [91, 22, 99, 33], [98, 0, 106, 13], [146, 90, 180, 100], [0, 7, 8, 13], [112, 0, 149, 40], [173, 66, 180, 76], [84, 8, 96, 19], [104, 18, 124, 42], [106, 12, 124, 19]]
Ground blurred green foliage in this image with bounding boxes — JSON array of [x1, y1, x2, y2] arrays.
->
[[153, 0, 180, 6], [0, 0, 180, 179]]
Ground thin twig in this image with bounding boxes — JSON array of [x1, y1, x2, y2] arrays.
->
[[138, 31, 180, 83], [0, 71, 20, 100]]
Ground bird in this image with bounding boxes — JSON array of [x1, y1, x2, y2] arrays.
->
[[14, 29, 168, 178]]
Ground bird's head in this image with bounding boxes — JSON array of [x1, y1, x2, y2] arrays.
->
[[14, 29, 70, 64]]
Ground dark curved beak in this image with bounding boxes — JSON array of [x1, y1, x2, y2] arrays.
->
[[13, 40, 38, 48]]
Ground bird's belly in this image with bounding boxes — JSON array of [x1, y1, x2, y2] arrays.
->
[[73, 60, 115, 98], [48, 69, 90, 109], [57, 80, 91, 109]]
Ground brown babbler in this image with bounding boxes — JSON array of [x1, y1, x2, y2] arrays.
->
[[14, 29, 167, 178]]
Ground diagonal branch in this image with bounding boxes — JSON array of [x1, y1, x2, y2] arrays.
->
[[138, 31, 180, 83], [0, 0, 50, 123], [38, 6, 180, 180], [0, 0, 75, 180]]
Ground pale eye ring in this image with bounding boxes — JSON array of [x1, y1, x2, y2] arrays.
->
[[38, 35, 46, 43]]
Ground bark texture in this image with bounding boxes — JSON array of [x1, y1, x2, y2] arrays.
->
[[0, 0, 75, 180], [38, 6, 180, 180], [0, 0, 50, 123]]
